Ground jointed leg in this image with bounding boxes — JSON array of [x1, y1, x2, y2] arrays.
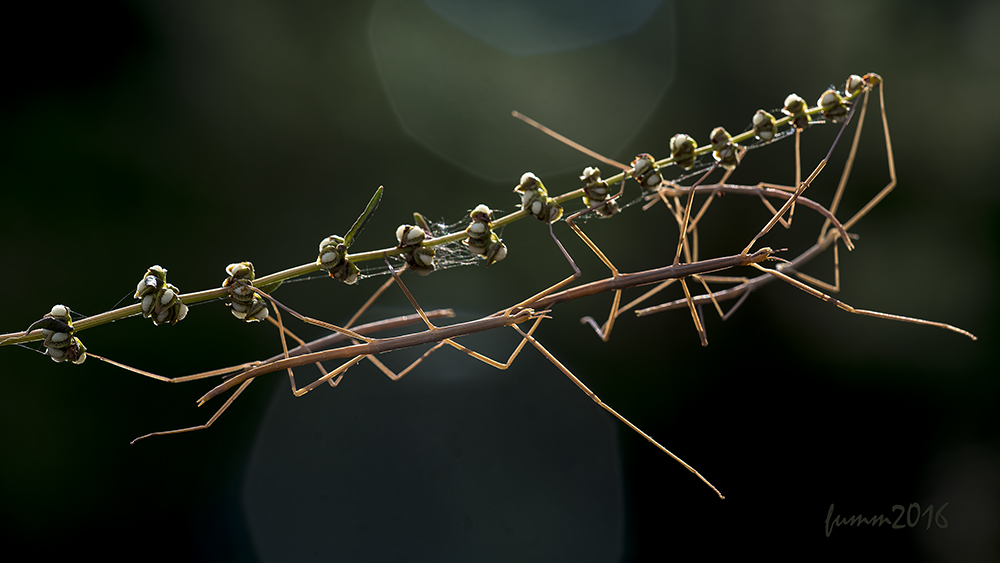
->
[[442, 314, 547, 370], [672, 164, 721, 345], [842, 83, 895, 232], [289, 355, 368, 396], [131, 378, 255, 444], [818, 87, 870, 242], [88, 353, 262, 384], [783, 129, 802, 226], [512, 324, 725, 499], [585, 278, 678, 339], [750, 263, 976, 340], [344, 274, 398, 330], [562, 202, 624, 341], [254, 287, 372, 343], [254, 284, 383, 391], [365, 341, 449, 381], [742, 99, 861, 256], [789, 82, 890, 293], [335, 269, 408, 385], [506, 222, 583, 314], [741, 159, 830, 256], [266, 307, 336, 392], [679, 277, 708, 346], [783, 241, 841, 294], [368, 257, 549, 377]]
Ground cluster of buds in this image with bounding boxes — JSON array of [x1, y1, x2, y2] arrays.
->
[[464, 204, 507, 266], [222, 262, 269, 322], [709, 127, 739, 170], [631, 153, 663, 189], [579, 167, 619, 217], [783, 93, 811, 131], [669, 134, 698, 170], [817, 89, 849, 123], [317, 235, 360, 285], [134, 265, 188, 326], [846, 74, 867, 96], [515, 172, 563, 223], [29, 304, 87, 364], [395, 224, 435, 275], [752, 110, 777, 142]]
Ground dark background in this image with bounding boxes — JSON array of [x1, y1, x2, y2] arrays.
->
[[2, 1, 998, 561]]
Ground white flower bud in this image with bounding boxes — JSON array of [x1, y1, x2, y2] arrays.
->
[[247, 306, 269, 322], [160, 289, 176, 306], [320, 251, 340, 267]]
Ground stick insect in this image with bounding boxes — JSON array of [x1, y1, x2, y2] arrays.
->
[[1, 72, 975, 501], [98, 204, 781, 497]]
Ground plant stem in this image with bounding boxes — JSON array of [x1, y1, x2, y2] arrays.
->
[[0, 93, 854, 347]]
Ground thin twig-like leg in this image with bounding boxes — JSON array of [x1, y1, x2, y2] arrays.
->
[[266, 272, 435, 391], [750, 263, 977, 340], [131, 379, 256, 444], [607, 166, 725, 343], [509, 108, 721, 343], [561, 200, 623, 341], [506, 222, 582, 314], [341, 270, 418, 384], [693, 275, 726, 319], [266, 315, 329, 378], [679, 277, 707, 346], [90, 307, 451, 387], [365, 341, 449, 381], [842, 83, 895, 232], [338, 264, 453, 382], [253, 282, 386, 391], [742, 102, 860, 256], [238, 275, 398, 394], [682, 159, 740, 239], [818, 87, 870, 242], [241, 293, 367, 398], [585, 278, 678, 340], [376, 209, 599, 373], [511, 111, 630, 172], [671, 164, 721, 345], [377, 223, 573, 372], [765, 82, 887, 293], [268, 299, 339, 395], [88, 353, 262, 383], [741, 161, 828, 256], [783, 129, 802, 226], [441, 315, 547, 370], [344, 274, 398, 330], [253, 287, 372, 343], [287, 355, 368, 396], [397, 210, 724, 496], [511, 324, 724, 499], [782, 242, 841, 294], [507, 110, 647, 341], [127, 308, 452, 442], [673, 163, 720, 266]]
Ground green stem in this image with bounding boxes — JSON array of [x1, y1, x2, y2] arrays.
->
[[0, 90, 857, 347]]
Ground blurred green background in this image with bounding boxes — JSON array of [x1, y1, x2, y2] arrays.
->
[[2, 1, 998, 561]]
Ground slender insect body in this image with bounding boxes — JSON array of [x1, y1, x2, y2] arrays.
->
[[0, 73, 976, 499]]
